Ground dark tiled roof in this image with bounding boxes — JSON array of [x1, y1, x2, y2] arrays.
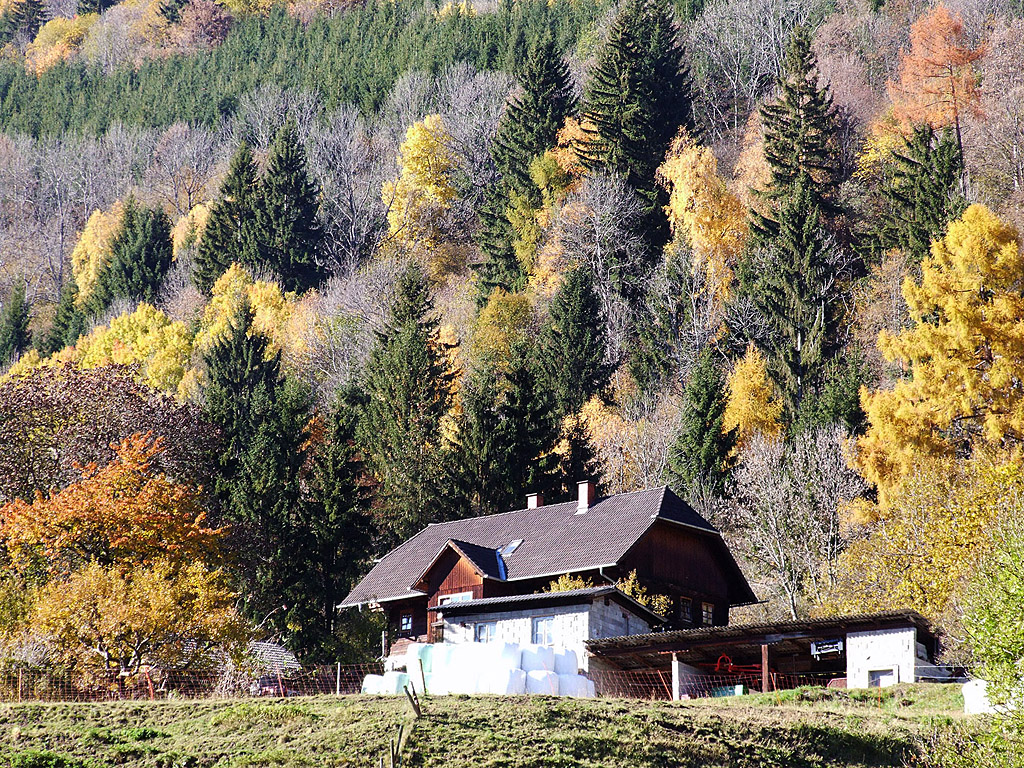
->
[[449, 539, 505, 580], [341, 486, 745, 607], [424, 586, 666, 625]]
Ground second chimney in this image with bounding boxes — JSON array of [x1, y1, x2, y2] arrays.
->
[[527, 492, 544, 509], [576, 480, 596, 514]]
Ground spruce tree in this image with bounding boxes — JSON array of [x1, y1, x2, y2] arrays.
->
[[492, 32, 576, 202], [201, 303, 315, 647], [193, 142, 260, 295], [538, 265, 610, 416], [458, 345, 561, 514], [667, 349, 734, 496], [99, 198, 174, 306], [743, 183, 840, 416], [255, 121, 325, 294], [0, 281, 30, 363], [580, 0, 694, 243], [475, 183, 525, 304], [356, 263, 460, 547], [752, 26, 840, 244], [876, 125, 964, 262], [41, 278, 86, 354], [7, 0, 43, 40]]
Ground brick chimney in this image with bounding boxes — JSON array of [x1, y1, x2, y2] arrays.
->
[[526, 492, 545, 509], [576, 480, 597, 514]]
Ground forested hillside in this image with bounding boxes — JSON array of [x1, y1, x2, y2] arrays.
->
[[0, 0, 1023, 760]]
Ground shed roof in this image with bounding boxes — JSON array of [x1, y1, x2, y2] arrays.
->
[[340, 486, 755, 607], [426, 586, 666, 626]]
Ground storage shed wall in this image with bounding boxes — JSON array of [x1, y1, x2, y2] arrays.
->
[[846, 626, 918, 688], [442, 604, 591, 668]]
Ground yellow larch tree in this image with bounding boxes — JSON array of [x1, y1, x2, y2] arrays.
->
[[657, 132, 748, 302], [171, 202, 210, 257], [25, 14, 97, 75], [472, 289, 536, 368], [857, 204, 1024, 495], [70, 201, 124, 308], [722, 344, 783, 449]]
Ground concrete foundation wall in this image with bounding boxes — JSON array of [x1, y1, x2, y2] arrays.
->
[[846, 626, 918, 689]]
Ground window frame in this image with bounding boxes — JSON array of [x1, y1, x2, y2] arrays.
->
[[701, 601, 714, 626], [399, 611, 413, 632], [438, 591, 474, 606], [473, 621, 497, 643], [531, 615, 556, 646], [679, 598, 692, 624]]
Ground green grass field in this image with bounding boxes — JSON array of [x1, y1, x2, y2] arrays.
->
[[0, 684, 972, 768]]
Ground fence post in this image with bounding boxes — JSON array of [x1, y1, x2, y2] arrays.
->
[[145, 670, 155, 701], [336, 663, 341, 696], [277, 670, 285, 698], [17, 669, 22, 703]]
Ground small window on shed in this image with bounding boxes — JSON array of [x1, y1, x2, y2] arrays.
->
[[532, 616, 555, 645], [701, 602, 714, 626], [399, 612, 413, 632], [679, 598, 692, 623]]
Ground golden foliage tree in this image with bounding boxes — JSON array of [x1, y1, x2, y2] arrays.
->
[[472, 288, 536, 367], [0, 433, 223, 579], [657, 131, 748, 301], [25, 14, 97, 75], [71, 201, 124, 308], [857, 205, 1024, 493], [723, 344, 783, 449], [35, 557, 244, 677], [888, 4, 984, 162], [822, 451, 1023, 635]]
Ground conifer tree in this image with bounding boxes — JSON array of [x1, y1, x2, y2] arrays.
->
[[41, 279, 86, 354], [554, 415, 603, 501], [193, 143, 260, 295], [580, 0, 694, 242], [0, 281, 30, 363], [201, 303, 314, 647], [752, 26, 840, 243], [255, 121, 325, 294], [538, 265, 610, 416], [475, 183, 525, 304], [876, 125, 964, 261], [492, 33, 576, 202], [6, 0, 43, 40], [667, 349, 734, 495], [356, 263, 460, 547], [97, 198, 173, 307], [458, 346, 561, 514]]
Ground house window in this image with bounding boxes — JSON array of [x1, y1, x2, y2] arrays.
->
[[679, 598, 692, 623], [399, 612, 413, 632], [474, 622, 497, 643], [439, 591, 474, 606], [701, 602, 714, 626], [532, 616, 555, 645]]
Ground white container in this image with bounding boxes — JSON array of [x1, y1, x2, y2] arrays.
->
[[553, 648, 579, 676], [558, 674, 594, 698], [380, 671, 410, 695], [361, 674, 384, 694], [405, 642, 432, 675], [526, 670, 559, 695], [521, 644, 555, 672], [496, 642, 522, 671]]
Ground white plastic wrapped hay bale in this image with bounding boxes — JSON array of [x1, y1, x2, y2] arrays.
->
[[405, 642, 432, 675], [478, 668, 527, 695], [361, 674, 385, 694], [586, 678, 596, 698], [521, 644, 555, 672], [558, 674, 594, 698], [423, 672, 449, 696], [496, 642, 521, 670], [430, 643, 452, 675], [380, 671, 410, 695], [525, 669, 559, 695], [553, 648, 578, 675]]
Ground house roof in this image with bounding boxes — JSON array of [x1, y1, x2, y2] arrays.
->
[[425, 585, 666, 626], [340, 486, 755, 608]]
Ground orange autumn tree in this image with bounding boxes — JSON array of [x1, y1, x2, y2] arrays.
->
[[888, 4, 984, 163], [0, 432, 224, 578]]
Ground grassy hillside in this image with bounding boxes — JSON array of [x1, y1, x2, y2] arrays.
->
[[0, 684, 969, 768]]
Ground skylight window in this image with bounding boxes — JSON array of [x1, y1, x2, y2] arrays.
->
[[499, 539, 523, 556]]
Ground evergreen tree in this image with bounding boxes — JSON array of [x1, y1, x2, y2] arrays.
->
[[254, 121, 325, 294], [538, 265, 610, 416], [458, 346, 561, 514], [580, 0, 694, 243], [875, 125, 964, 262], [356, 263, 460, 547], [752, 26, 840, 244], [475, 183, 525, 304], [41, 279, 86, 355], [6, 0, 43, 40], [742, 183, 841, 416], [667, 349, 734, 495], [793, 351, 868, 435], [201, 303, 315, 647], [193, 143, 260, 295], [554, 414, 603, 500], [97, 198, 173, 307], [492, 32, 576, 202], [0, 281, 30, 363]]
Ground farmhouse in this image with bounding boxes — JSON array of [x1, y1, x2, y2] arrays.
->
[[340, 483, 758, 667]]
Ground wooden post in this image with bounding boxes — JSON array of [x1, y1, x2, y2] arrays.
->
[[145, 670, 155, 701], [761, 644, 769, 693], [670, 652, 680, 701], [336, 663, 341, 696], [277, 670, 285, 698], [17, 669, 22, 703]]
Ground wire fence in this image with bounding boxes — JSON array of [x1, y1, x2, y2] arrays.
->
[[0, 664, 845, 704]]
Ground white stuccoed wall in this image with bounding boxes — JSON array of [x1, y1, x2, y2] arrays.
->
[[846, 626, 918, 688], [441, 600, 653, 671]]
